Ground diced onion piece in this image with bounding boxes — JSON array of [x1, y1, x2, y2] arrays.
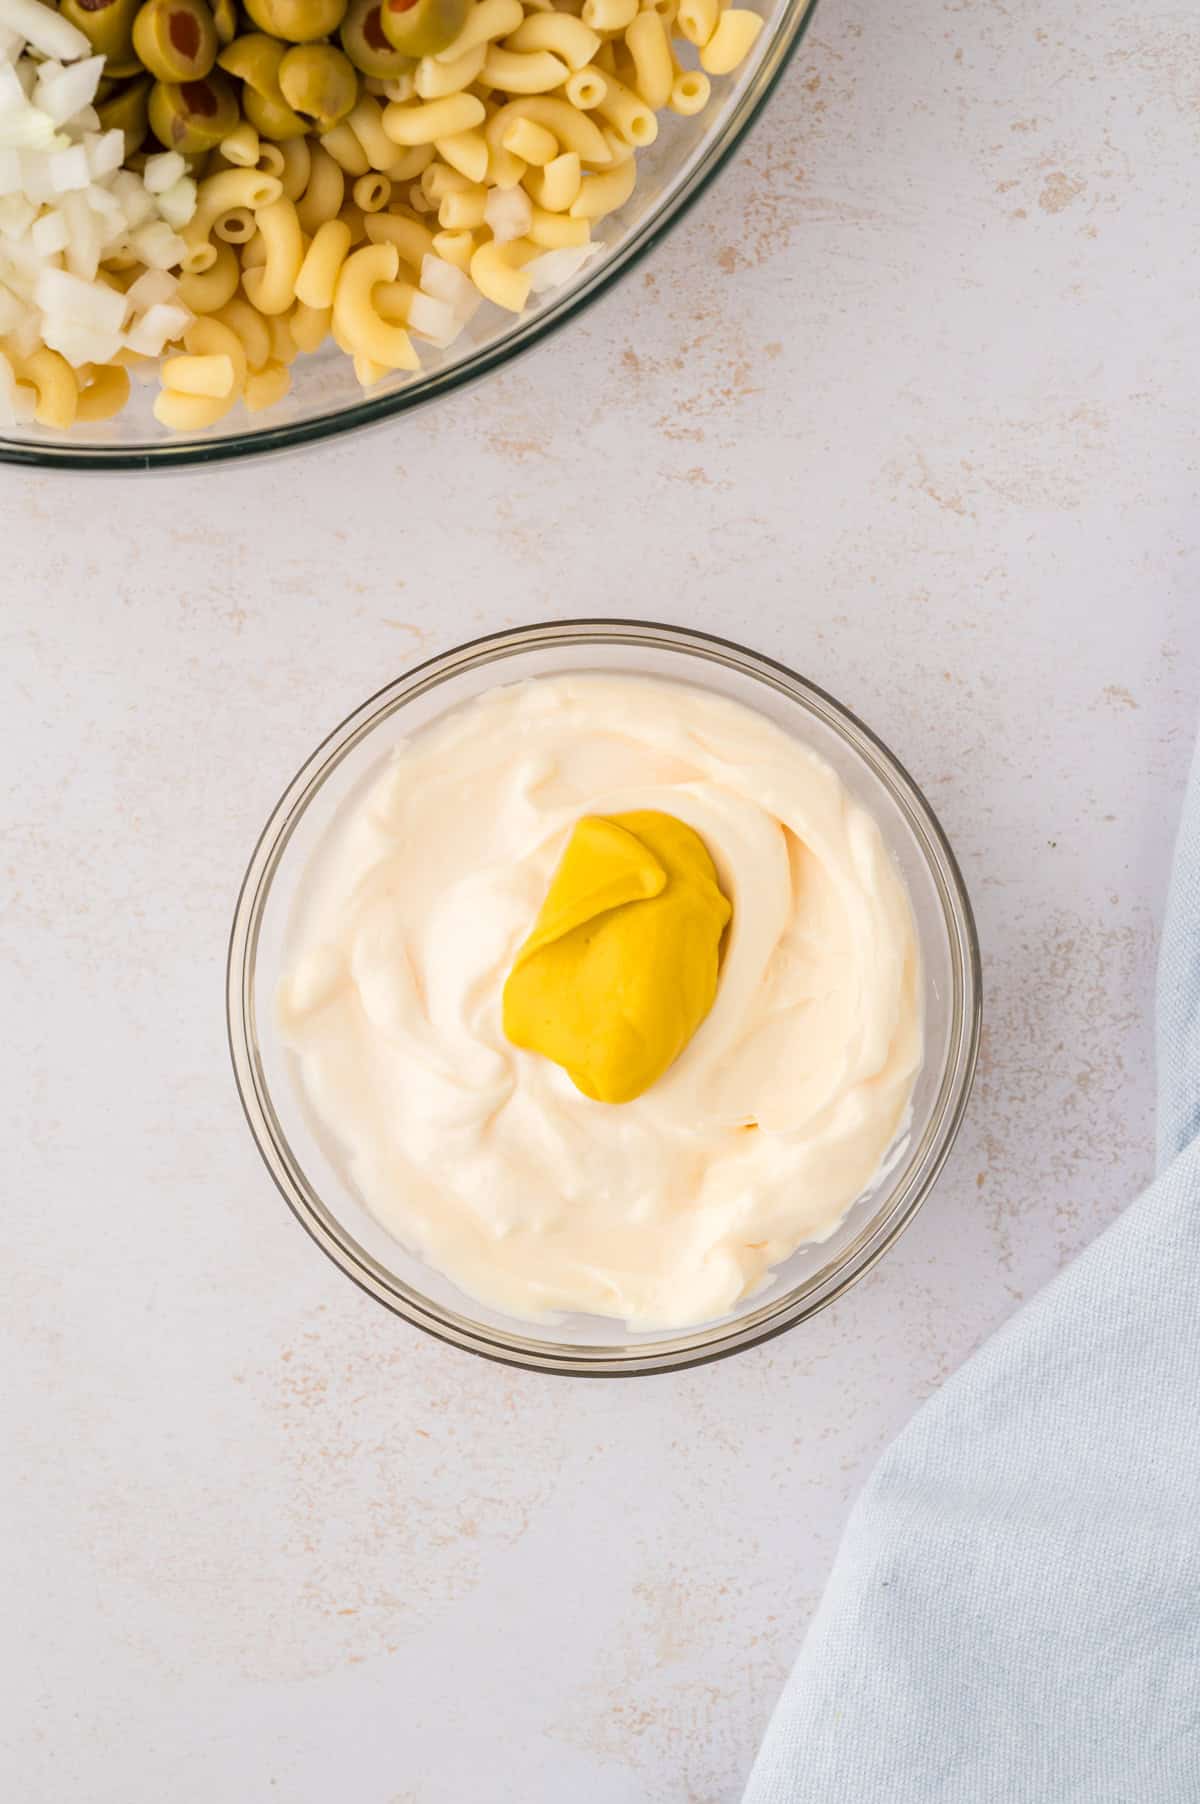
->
[[130, 218, 185, 270], [0, 0, 89, 64], [40, 314, 121, 363], [125, 267, 178, 313], [110, 170, 157, 231], [484, 184, 532, 245], [0, 277, 22, 329], [525, 240, 603, 294], [60, 187, 101, 277], [35, 263, 126, 331], [418, 251, 479, 319], [85, 128, 123, 181], [47, 144, 88, 192], [29, 204, 65, 254], [405, 288, 462, 346], [34, 53, 102, 125], [123, 299, 190, 356], [142, 151, 186, 195], [155, 176, 195, 231]]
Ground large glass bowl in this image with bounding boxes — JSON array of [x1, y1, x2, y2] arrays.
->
[[228, 620, 981, 1374], [2, 0, 817, 471]]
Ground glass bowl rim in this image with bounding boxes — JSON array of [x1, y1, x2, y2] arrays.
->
[[0, 0, 819, 473], [227, 617, 982, 1376]]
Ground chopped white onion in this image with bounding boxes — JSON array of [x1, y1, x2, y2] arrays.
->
[[41, 314, 120, 363], [0, 4, 196, 391], [155, 175, 195, 231], [526, 241, 603, 295], [85, 128, 124, 181], [1, 104, 63, 154], [129, 218, 185, 270], [29, 204, 65, 254], [123, 299, 190, 357], [0, 276, 21, 329], [0, 0, 89, 63], [110, 169, 157, 231], [125, 266, 177, 312], [405, 289, 463, 347], [484, 185, 532, 245], [142, 151, 185, 195], [48, 143, 89, 192], [419, 252, 480, 319], [61, 186, 100, 277], [34, 52, 102, 125]]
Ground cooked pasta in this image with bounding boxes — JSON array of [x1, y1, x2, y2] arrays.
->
[[160, 352, 236, 398], [699, 7, 762, 72], [240, 199, 304, 315], [104, 0, 771, 429], [506, 13, 601, 70], [332, 243, 421, 368], [295, 219, 353, 309], [296, 146, 346, 235]]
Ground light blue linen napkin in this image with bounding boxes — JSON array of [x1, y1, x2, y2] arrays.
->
[[744, 740, 1200, 1803]]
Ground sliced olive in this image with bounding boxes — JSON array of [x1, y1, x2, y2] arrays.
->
[[96, 74, 151, 155], [147, 70, 239, 152], [339, 0, 413, 77], [133, 0, 218, 81], [219, 33, 311, 135], [59, 0, 141, 62], [242, 84, 309, 137], [217, 30, 286, 91], [241, 0, 347, 45], [378, 0, 466, 58], [277, 43, 357, 129], [211, 0, 237, 40]]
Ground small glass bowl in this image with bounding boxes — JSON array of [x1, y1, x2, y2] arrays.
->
[[228, 621, 981, 1375]]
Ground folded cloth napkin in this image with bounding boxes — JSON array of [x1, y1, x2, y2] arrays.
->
[[744, 738, 1200, 1804]]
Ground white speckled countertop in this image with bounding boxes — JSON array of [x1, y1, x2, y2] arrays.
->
[[3, 0, 1198, 1797]]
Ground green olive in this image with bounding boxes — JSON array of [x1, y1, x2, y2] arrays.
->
[[96, 74, 151, 155], [217, 30, 286, 91], [242, 85, 308, 137], [277, 43, 357, 129], [219, 33, 312, 135], [241, 0, 347, 45], [58, 0, 141, 62], [211, 0, 237, 40], [377, 0, 465, 57], [338, 0, 413, 77], [132, 0, 218, 81], [147, 71, 239, 152]]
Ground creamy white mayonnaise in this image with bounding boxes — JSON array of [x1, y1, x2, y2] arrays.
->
[[278, 675, 923, 1328]]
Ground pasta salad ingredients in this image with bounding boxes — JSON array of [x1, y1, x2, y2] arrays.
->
[[0, 0, 196, 426], [1, 0, 767, 434]]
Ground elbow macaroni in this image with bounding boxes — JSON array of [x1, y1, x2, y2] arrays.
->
[[505, 13, 600, 70], [700, 7, 763, 73], [241, 198, 304, 315], [332, 243, 422, 369], [125, 0, 769, 428], [295, 219, 353, 309]]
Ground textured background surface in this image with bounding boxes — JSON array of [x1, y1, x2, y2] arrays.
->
[[3, 0, 1198, 1797]]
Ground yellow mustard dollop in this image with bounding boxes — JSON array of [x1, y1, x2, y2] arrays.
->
[[502, 810, 732, 1104]]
